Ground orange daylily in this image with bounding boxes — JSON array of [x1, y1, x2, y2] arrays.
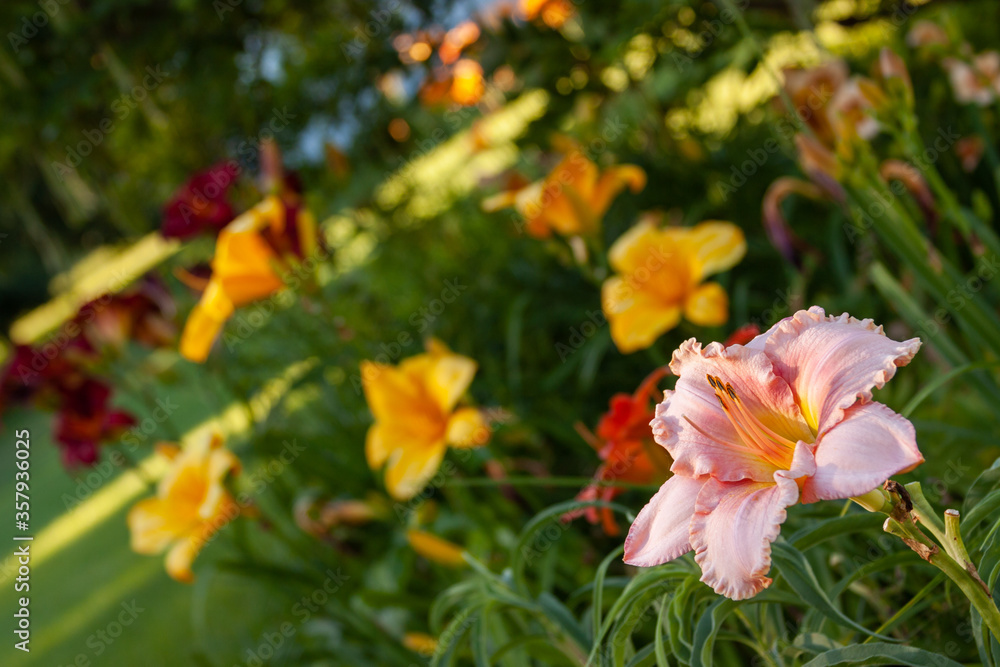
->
[[127, 434, 241, 583], [419, 60, 486, 107], [520, 0, 575, 29], [361, 340, 490, 500], [179, 195, 318, 362], [569, 368, 672, 536], [602, 219, 746, 353], [483, 154, 646, 238]]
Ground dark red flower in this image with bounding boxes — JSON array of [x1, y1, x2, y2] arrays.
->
[[54, 378, 136, 467], [75, 275, 177, 349], [0, 338, 95, 414], [161, 163, 240, 239]]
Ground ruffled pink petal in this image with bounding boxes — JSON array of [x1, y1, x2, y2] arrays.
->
[[652, 339, 813, 483], [763, 307, 920, 435], [801, 402, 923, 503], [624, 474, 706, 566], [690, 468, 800, 600]]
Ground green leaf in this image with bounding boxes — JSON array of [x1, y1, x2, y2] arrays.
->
[[588, 565, 690, 666], [802, 643, 964, 666], [793, 633, 842, 655], [431, 604, 481, 667], [790, 513, 884, 552], [771, 542, 896, 641], [654, 596, 671, 667], [512, 499, 632, 594], [690, 597, 740, 667], [963, 489, 1000, 544], [537, 591, 590, 653], [593, 545, 626, 642], [901, 361, 1000, 417]]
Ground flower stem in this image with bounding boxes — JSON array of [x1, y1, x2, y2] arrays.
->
[[879, 489, 1000, 640], [905, 481, 947, 545]]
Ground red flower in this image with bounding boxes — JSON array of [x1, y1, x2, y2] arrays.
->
[[1, 335, 132, 468], [161, 163, 240, 239], [569, 368, 673, 535], [723, 323, 761, 348], [76, 275, 177, 350], [0, 339, 96, 414], [54, 378, 135, 467]]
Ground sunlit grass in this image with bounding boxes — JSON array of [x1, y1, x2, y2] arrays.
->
[[0, 358, 316, 590], [375, 89, 549, 218], [10, 233, 180, 344]]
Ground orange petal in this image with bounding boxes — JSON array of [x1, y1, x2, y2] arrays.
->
[[179, 280, 234, 363], [591, 164, 646, 216]]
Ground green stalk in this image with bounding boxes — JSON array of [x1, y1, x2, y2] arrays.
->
[[905, 482, 947, 546], [846, 175, 1000, 356], [883, 516, 1000, 640]]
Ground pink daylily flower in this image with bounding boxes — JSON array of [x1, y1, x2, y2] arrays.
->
[[624, 307, 923, 600]]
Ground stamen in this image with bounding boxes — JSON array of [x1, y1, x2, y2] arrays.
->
[[682, 415, 763, 457], [695, 374, 797, 470]]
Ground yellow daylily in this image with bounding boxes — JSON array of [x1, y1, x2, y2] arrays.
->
[[127, 434, 241, 583], [406, 529, 467, 567], [483, 154, 645, 238], [179, 195, 318, 362], [361, 340, 489, 500], [602, 220, 746, 354]]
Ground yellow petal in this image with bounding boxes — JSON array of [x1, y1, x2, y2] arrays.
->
[[424, 338, 452, 357], [602, 277, 682, 354], [445, 407, 490, 448], [684, 282, 729, 326], [607, 220, 663, 274], [164, 534, 200, 584], [127, 498, 185, 554], [179, 280, 234, 363], [406, 529, 467, 567], [366, 423, 392, 469], [361, 361, 426, 421], [481, 189, 521, 212], [424, 353, 477, 413], [385, 442, 447, 500], [684, 221, 746, 282]]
